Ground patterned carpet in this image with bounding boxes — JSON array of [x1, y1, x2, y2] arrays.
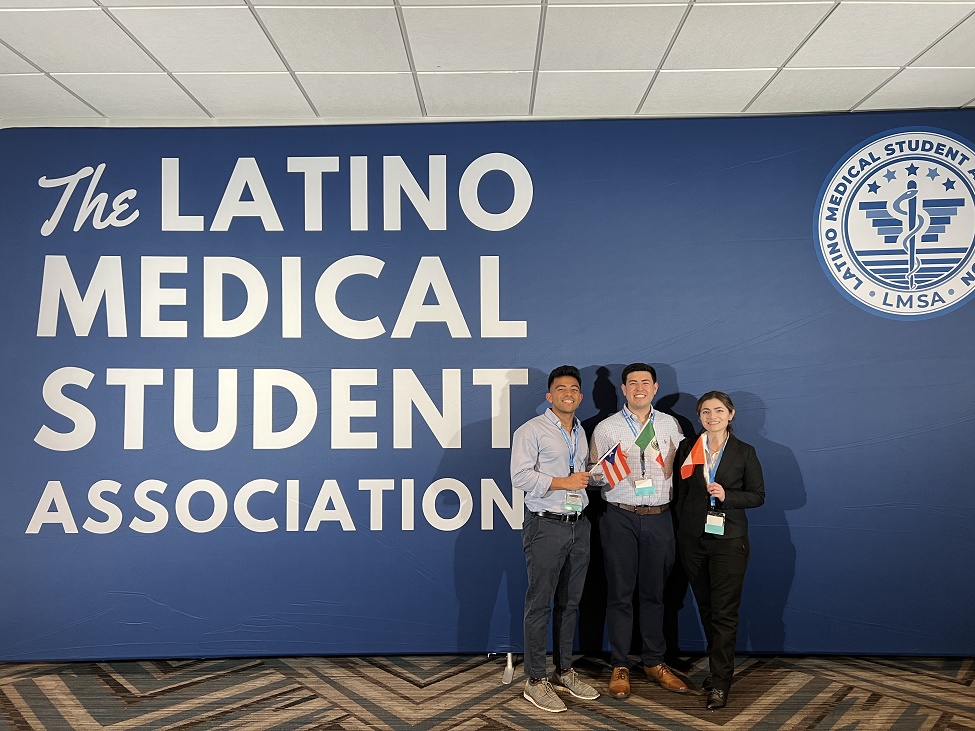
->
[[1, 654, 973, 730]]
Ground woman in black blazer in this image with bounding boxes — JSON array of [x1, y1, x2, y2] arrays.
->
[[673, 391, 765, 710]]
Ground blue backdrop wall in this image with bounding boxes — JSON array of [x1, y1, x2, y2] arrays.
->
[[2, 109, 973, 661]]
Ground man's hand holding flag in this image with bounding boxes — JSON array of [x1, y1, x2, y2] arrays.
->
[[595, 441, 631, 487]]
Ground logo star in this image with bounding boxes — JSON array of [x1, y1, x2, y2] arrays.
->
[[905, 163, 919, 175], [944, 179, 956, 191], [883, 168, 897, 182], [927, 167, 940, 180], [867, 181, 881, 194]]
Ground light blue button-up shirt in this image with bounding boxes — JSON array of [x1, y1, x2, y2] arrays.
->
[[511, 409, 589, 514]]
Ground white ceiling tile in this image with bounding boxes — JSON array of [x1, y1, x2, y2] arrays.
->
[[53, 73, 207, 118], [419, 72, 531, 116], [913, 11, 975, 67], [541, 5, 686, 70], [298, 72, 421, 118], [257, 7, 409, 72], [111, 7, 285, 72], [401, 0, 535, 4], [175, 73, 313, 117], [258, 0, 390, 4], [0, 1, 97, 6], [404, 6, 540, 72], [665, 3, 833, 70], [858, 66, 975, 109], [0, 41, 35, 73], [534, 70, 651, 116], [549, 0, 677, 4], [0, 74, 99, 117], [642, 68, 775, 115], [788, 2, 975, 68], [748, 67, 896, 113], [103, 0, 244, 5], [0, 9, 159, 72]]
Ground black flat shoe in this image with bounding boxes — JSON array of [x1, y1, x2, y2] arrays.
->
[[701, 675, 713, 693], [706, 688, 727, 710]]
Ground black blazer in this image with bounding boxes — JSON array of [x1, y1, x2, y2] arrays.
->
[[674, 433, 765, 540]]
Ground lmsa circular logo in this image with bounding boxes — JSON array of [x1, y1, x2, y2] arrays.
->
[[815, 128, 975, 319]]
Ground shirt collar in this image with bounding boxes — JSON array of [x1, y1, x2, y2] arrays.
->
[[623, 404, 654, 424], [545, 408, 579, 431]]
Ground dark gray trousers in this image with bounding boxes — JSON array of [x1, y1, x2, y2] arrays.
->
[[522, 512, 591, 679]]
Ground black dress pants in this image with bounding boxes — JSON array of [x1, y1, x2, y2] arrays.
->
[[677, 532, 750, 692]]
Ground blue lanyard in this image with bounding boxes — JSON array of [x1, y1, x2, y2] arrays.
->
[[552, 414, 579, 474], [707, 436, 728, 508], [623, 409, 654, 477]]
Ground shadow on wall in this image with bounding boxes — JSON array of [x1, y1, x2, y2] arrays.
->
[[728, 390, 806, 653], [447, 368, 547, 653]]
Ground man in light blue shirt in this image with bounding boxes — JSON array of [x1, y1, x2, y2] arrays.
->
[[511, 365, 599, 713]]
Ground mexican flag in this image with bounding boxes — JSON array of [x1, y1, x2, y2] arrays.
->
[[633, 417, 666, 469]]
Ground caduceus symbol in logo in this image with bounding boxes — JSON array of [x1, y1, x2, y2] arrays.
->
[[892, 180, 924, 290]]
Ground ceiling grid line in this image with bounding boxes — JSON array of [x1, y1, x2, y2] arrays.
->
[[634, 0, 697, 116], [394, 0, 427, 118], [529, 0, 548, 117], [94, 0, 214, 119], [851, 3, 975, 111], [246, 0, 320, 118], [0, 35, 106, 119], [740, 1, 843, 115]]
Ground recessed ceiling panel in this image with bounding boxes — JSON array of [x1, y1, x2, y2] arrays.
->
[[258, 7, 409, 72], [0, 9, 159, 72], [0, 0, 97, 7], [298, 72, 421, 118], [112, 7, 285, 72], [541, 4, 686, 70], [175, 72, 313, 117], [54, 73, 207, 118], [642, 68, 774, 115], [103, 0, 244, 5], [0, 74, 99, 117], [859, 67, 975, 109], [0, 42, 34, 73], [534, 70, 652, 116], [913, 12, 975, 67], [419, 71, 531, 117], [665, 2, 833, 70], [788, 2, 974, 68], [748, 67, 896, 113], [404, 6, 540, 72]]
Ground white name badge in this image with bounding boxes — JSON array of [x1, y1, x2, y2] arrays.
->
[[564, 491, 584, 512], [705, 511, 726, 535], [634, 478, 655, 496]]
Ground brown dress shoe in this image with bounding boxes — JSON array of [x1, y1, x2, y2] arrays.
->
[[608, 666, 630, 698], [644, 663, 689, 693]]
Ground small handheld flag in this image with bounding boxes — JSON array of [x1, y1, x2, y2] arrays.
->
[[680, 434, 707, 479], [598, 442, 631, 487], [633, 418, 667, 469]]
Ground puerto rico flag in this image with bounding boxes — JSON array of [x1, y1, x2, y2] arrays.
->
[[599, 442, 631, 487], [680, 434, 707, 479]]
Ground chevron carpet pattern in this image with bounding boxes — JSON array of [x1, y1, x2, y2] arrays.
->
[[1, 654, 973, 730]]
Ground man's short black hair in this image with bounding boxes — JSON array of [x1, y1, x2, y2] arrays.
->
[[621, 362, 657, 385], [548, 365, 582, 390]]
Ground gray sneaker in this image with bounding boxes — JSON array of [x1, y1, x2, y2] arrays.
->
[[552, 668, 600, 700], [523, 679, 567, 713]]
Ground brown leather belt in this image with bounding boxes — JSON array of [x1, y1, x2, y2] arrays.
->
[[610, 502, 669, 516]]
